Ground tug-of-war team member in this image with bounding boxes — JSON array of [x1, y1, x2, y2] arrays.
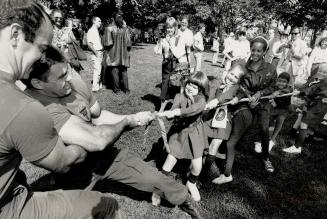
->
[[23, 45, 202, 219]]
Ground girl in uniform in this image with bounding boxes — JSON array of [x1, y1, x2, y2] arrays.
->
[[158, 71, 208, 202]]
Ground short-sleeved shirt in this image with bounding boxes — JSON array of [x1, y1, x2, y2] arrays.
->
[[87, 26, 103, 51], [178, 28, 194, 49], [193, 31, 204, 52], [0, 71, 59, 212], [25, 77, 97, 132]]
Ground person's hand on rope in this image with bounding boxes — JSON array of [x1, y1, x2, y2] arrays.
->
[[230, 97, 239, 105], [249, 91, 261, 108], [292, 89, 301, 96], [205, 98, 219, 110], [271, 91, 280, 98], [128, 111, 154, 128], [157, 109, 181, 119]]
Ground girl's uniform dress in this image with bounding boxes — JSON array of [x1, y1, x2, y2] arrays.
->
[[168, 93, 207, 159], [202, 78, 233, 141], [154, 36, 187, 101]]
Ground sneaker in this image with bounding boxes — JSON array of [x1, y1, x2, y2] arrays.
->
[[186, 181, 201, 202], [212, 174, 233, 184], [263, 159, 274, 173], [179, 194, 203, 219], [283, 145, 302, 154], [151, 193, 161, 206], [254, 142, 262, 153], [269, 140, 275, 152]]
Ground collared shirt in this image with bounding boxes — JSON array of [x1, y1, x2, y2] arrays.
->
[[87, 25, 103, 51]]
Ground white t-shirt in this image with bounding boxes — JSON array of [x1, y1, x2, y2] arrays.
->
[[87, 26, 103, 51], [178, 28, 194, 48], [193, 32, 204, 52], [154, 35, 187, 63]]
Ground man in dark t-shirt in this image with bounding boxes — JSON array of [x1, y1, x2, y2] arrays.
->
[[23, 45, 202, 219], [0, 1, 122, 219]]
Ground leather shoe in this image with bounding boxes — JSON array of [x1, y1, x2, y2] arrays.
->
[[179, 194, 203, 219]]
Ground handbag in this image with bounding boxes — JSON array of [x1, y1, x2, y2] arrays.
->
[[169, 46, 191, 87]]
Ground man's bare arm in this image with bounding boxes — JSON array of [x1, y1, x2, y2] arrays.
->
[[33, 138, 87, 174]]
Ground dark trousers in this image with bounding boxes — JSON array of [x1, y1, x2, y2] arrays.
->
[[253, 108, 271, 160], [55, 147, 188, 206], [111, 66, 129, 92], [224, 108, 253, 176]]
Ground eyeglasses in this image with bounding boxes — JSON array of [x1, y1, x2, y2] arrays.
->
[[291, 32, 299, 35]]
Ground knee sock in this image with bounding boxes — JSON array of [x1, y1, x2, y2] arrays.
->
[[295, 129, 308, 148], [188, 173, 199, 184], [162, 170, 170, 176], [215, 157, 225, 173]]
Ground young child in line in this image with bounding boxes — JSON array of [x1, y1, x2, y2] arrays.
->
[[283, 65, 327, 154], [205, 64, 253, 184], [236, 36, 277, 173], [254, 72, 293, 153], [158, 71, 208, 202], [201, 64, 244, 182]]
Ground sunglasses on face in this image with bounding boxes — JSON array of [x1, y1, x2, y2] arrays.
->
[[291, 32, 299, 35], [238, 32, 246, 36]]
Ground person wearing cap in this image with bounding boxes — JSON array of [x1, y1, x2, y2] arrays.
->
[[289, 27, 310, 87], [235, 36, 277, 173], [271, 30, 290, 68], [306, 34, 327, 76]]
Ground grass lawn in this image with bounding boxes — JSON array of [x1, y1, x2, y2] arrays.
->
[[21, 44, 327, 219]]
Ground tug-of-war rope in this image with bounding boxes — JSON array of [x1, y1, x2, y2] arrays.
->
[[142, 92, 296, 152]]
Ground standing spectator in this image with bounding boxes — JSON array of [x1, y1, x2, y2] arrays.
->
[[193, 23, 206, 72], [222, 28, 250, 79], [154, 17, 188, 112], [211, 34, 220, 64], [0, 1, 121, 218], [87, 17, 103, 92], [264, 28, 277, 63], [178, 17, 194, 63], [222, 32, 235, 70], [144, 31, 149, 43], [289, 27, 310, 87], [103, 14, 132, 94], [306, 34, 327, 76], [50, 10, 86, 72], [270, 30, 289, 68]]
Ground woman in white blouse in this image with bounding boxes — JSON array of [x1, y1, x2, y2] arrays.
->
[[307, 35, 327, 76], [154, 17, 188, 112]]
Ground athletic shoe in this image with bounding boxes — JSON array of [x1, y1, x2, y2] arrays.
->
[[179, 194, 203, 219], [269, 140, 275, 152], [283, 145, 302, 154], [186, 181, 201, 202], [263, 159, 274, 172], [254, 142, 262, 153], [212, 174, 233, 184], [151, 193, 161, 206]]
